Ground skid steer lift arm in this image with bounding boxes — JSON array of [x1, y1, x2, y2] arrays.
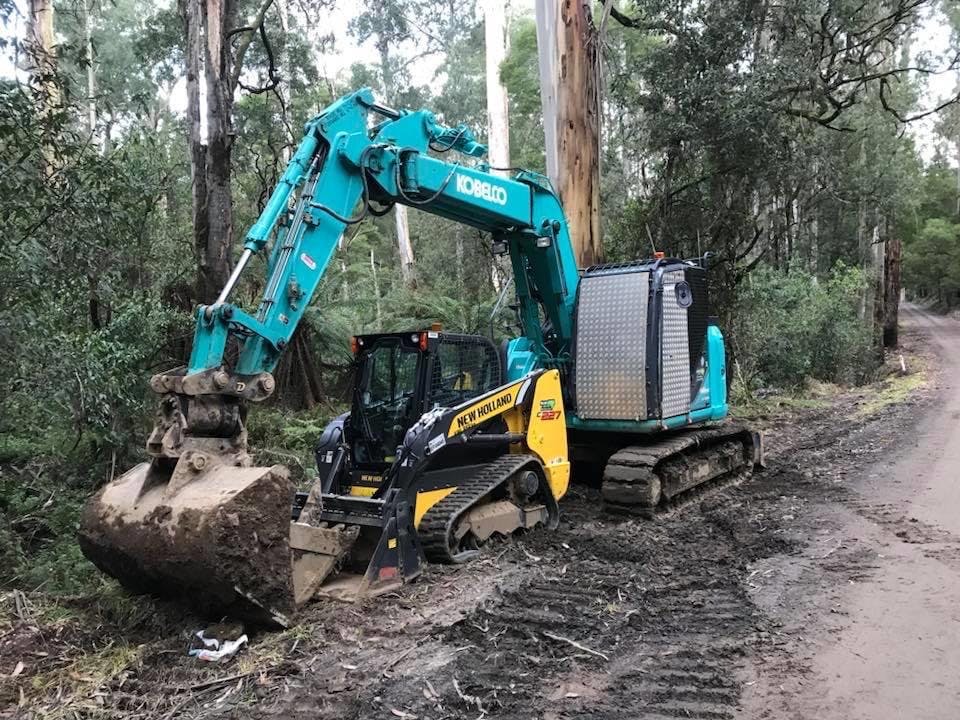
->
[[178, 87, 579, 406]]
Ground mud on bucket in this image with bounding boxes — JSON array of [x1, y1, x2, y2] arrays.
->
[[78, 455, 297, 626]]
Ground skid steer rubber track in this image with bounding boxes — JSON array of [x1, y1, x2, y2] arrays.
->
[[602, 423, 761, 519], [419, 454, 557, 564]]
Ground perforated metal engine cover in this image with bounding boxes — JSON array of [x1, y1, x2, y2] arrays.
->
[[574, 271, 649, 420], [660, 269, 691, 418]]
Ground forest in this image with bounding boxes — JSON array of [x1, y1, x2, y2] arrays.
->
[[1, 0, 959, 597]]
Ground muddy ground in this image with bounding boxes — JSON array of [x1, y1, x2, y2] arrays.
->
[[0, 311, 943, 719]]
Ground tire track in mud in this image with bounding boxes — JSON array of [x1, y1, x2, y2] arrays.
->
[[360, 488, 783, 720], [253, 353, 931, 720]]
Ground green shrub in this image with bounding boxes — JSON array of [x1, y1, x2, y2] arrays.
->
[[246, 404, 348, 485], [0, 468, 102, 594], [733, 262, 877, 391]]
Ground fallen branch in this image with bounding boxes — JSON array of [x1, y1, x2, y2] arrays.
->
[[184, 671, 252, 692], [518, 544, 542, 562], [543, 631, 610, 661], [383, 645, 417, 675], [452, 677, 484, 714], [162, 683, 227, 719]]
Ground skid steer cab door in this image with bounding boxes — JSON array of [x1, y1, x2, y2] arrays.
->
[[315, 330, 504, 496]]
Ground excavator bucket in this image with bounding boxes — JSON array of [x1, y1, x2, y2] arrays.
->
[[78, 454, 360, 625]]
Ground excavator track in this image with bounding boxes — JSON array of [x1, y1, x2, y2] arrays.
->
[[419, 453, 547, 564], [602, 423, 760, 519]]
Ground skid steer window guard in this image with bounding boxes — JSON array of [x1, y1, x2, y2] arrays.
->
[[429, 335, 502, 410], [354, 339, 422, 465]]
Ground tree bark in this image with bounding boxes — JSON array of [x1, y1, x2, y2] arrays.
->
[[26, 0, 56, 83], [26, 0, 58, 173], [534, 0, 559, 183], [200, 0, 236, 303], [484, 0, 510, 289], [395, 205, 416, 286], [83, 0, 96, 141], [484, 0, 510, 175], [370, 249, 383, 331], [180, 0, 208, 295], [857, 137, 870, 322], [883, 220, 901, 348], [377, 36, 416, 288], [178, 0, 244, 304], [535, 0, 602, 267], [872, 224, 885, 356]]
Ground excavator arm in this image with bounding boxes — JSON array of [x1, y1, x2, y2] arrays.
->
[[186, 87, 579, 392]]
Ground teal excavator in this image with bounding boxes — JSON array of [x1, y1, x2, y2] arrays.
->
[[79, 89, 761, 625]]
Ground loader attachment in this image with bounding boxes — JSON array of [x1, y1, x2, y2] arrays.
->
[[291, 491, 424, 603]]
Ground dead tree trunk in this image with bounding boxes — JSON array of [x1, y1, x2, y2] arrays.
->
[[535, 0, 602, 267]]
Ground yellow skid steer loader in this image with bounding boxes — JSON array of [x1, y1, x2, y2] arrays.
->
[[80, 330, 569, 624]]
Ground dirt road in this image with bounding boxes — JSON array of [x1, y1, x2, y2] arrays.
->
[[743, 303, 960, 719], [4, 304, 957, 719]]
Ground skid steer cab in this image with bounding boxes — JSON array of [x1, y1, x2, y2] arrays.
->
[[289, 330, 570, 604]]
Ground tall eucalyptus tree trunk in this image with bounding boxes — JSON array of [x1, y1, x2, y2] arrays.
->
[[484, 0, 510, 175], [535, 0, 602, 267], [26, 0, 58, 173], [179, 0, 270, 304], [484, 0, 510, 289], [377, 38, 417, 288], [201, 0, 237, 303]]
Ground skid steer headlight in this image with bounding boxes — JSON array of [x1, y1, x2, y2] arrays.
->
[[536, 237, 552, 248], [492, 240, 508, 255]]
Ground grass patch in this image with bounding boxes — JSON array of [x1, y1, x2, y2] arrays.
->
[[27, 641, 142, 706], [855, 356, 928, 418], [732, 395, 830, 420], [731, 380, 842, 420]]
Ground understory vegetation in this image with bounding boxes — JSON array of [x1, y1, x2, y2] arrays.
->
[[2, 0, 958, 597], [733, 264, 876, 392]]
